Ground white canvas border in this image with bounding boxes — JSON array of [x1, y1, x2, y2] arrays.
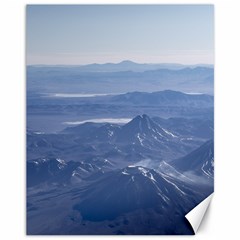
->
[[1, 0, 240, 239]]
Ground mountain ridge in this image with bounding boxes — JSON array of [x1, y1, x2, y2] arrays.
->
[[27, 61, 213, 72], [111, 90, 213, 106], [171, 139, 214, 178], [74, 165, 204, 222]]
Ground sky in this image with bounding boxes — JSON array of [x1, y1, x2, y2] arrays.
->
[[26, 5, 214, 65]]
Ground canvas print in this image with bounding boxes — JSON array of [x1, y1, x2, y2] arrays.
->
[[26, 5, 214, 235]]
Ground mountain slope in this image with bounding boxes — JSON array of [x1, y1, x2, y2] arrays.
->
[[74, 166, 203, 222], [27, 165, 211, 235], [171, 139, 214, 178], [152, 116, 213, 139]]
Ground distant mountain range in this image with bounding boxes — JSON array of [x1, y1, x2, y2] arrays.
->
[[27, 63, 214, 95], [111, 90, 213, 107], [27, 60, 214, 235], [28, 60, 213, 72], [27, 89, 214, 133]]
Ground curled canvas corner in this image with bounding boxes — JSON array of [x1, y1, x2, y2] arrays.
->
[[185, 193, 213, 234]]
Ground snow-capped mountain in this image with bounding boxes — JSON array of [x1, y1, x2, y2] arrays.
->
[[27, 58, 214, 235], [27, 165, 211, 235], [27, 158, 108, 187], [26, 118, 214, 235], [74, 166, 203, 222], [111, 114, 201, 161], [28, 114, 207, 164], [62, 114, 176, 144], [115, 114, 176, 145]]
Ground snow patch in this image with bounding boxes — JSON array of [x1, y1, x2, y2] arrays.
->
[[108, 131, 114, 137], [162, 128, 177, 138], [34, 131, 45, 135], [104, 159, 114, 166], [128, 165, 135, 168], [136, 133, 144, 146], [138, 167, 148, 176], [56, 158, 66, 164], [156, 130, 164, 137], [149, 172, 157, 182], [161, 174, 186, 195]]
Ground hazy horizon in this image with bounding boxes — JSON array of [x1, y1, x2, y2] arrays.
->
[[27, 59, 214, 67], [26, 5, 214, 65]]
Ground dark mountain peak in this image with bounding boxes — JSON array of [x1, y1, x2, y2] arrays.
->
[[115, 114, 174, 145], [122, 115, 152, 134], [142, 113, 149, 118], [123, 114, 161, 133], [127, 114, 152, 125]]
